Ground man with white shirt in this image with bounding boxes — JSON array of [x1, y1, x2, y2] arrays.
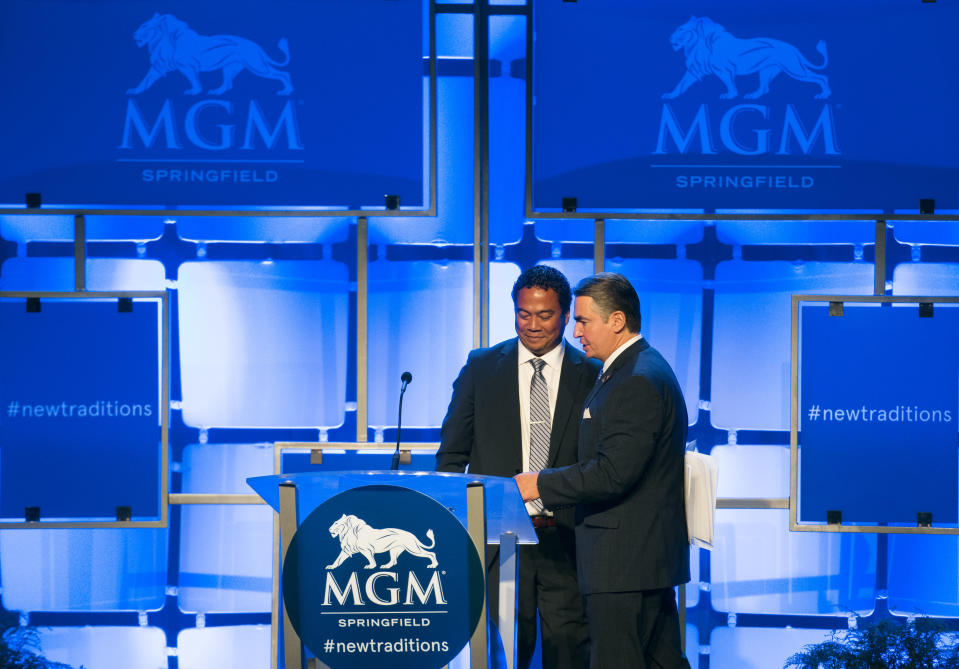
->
[[437, 265, 600, 669], [515, 272, 691, 669]]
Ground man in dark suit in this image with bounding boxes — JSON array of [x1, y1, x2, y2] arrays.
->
[[437, 265, 600, 669], [516, 272, 690, 669]]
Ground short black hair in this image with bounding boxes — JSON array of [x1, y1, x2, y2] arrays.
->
[[574, 272, 641, 332], [511, 265, 572, 315]]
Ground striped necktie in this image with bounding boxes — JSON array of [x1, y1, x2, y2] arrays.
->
[[528, 358, 550, 513]]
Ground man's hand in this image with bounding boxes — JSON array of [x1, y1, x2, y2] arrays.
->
[[514, 472, 540, 502]]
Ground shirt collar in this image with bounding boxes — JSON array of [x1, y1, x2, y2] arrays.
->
[[518, 339, 565, 369], [602, 333, 642, 375]]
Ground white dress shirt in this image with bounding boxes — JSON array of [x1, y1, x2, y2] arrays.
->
[[517, 340, 564, 515], [602, 333, 643, 375]]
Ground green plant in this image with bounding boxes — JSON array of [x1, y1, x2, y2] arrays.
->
[[784, 617, 959, 669], [0, 610, 78, 669]]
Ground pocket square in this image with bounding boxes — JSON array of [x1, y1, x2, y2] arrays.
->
[[583, 407, 591, 419]]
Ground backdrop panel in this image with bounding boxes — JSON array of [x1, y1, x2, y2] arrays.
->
[[0, 0, 425, 208], [799, 303, 959, 526], [0, 296, 162, 521], [531, 0, 959, 212]]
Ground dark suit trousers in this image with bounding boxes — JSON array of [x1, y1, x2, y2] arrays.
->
[[488, 526, 589, 669], [585, 589, 689, 669]]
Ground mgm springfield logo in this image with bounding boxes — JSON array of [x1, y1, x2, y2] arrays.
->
[[117, 13, 304, 186], [282, 486, 484, 669], [653, 16, 840, 193]]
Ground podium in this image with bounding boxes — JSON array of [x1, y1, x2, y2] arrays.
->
[[248, 471, 537, 669]]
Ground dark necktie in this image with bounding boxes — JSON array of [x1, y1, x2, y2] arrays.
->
[[528, 358, 550, 513]]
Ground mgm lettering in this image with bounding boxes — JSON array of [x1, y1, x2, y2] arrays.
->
[[322, 571, 448, 607], [119, 99, 304, 151], [655, 104, 839, 156]]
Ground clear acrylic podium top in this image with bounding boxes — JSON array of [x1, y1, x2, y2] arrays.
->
[[247, 470, 538, 545]]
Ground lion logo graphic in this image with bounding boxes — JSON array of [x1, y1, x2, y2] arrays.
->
[[325, 514, 439, 570], [126, 13, 293, 96], [662, 16, 830, 100]]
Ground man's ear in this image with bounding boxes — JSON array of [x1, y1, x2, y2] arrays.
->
[[609, 310, 627, 333]]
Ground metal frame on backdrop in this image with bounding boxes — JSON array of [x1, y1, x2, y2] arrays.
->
[[789, 294, 959, 536], [0, 289, 170, 529]]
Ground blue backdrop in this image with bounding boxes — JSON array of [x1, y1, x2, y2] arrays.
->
[[532, 0, 959, 211], [0, 298, 161, 520], [0, 0, 424, 208], [800, 304, 959, 525]]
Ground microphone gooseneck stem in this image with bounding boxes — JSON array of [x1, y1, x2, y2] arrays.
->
[[391, 386, 407, 470]]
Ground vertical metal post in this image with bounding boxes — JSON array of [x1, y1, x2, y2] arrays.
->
[[474, 0, 490, 348], [74, 214, 86, 291], [466, 482, 489, 668], [356, 216, 368, 442], [498, 531, 518, 669], [593, 218, 605, 273], [279, 483, 304, 669], [874, 219, 886, 297]]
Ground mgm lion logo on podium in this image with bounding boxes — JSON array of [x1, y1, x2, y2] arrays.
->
[[126, 14, 293, 96], [663, 16, 830, 100], [325, 514, 439, 570]]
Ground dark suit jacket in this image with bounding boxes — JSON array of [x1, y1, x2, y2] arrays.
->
[[436, 338, 602, 532], [537, 338, 690, 594]]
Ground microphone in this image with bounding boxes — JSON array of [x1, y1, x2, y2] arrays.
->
[[391, 372, 413, 470]]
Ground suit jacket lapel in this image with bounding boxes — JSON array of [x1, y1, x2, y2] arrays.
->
[[496, 339, 522, 457], [584, 338, 648, 406], [548, 341, 580, 466]]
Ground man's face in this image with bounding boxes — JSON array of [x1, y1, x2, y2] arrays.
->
[[515, 286, 568, 356], [573, 295, 617, 361]]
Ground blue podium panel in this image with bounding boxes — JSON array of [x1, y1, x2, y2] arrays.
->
[[248, 471, 536, 546], [887, 534, 959, 618], [0, 527, 167, 611], [0, 296, 162, 521], [532, 1, 959, 212], [799, 304, 959, 525], [711, 510, 877, 615], [177, 626, 272, 669], [38, 627, 167, 669], [177, 260, 348, 429], [0, 0, 425, 209], [711, 261, 873, 431], [709, 627, 833, 669]]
